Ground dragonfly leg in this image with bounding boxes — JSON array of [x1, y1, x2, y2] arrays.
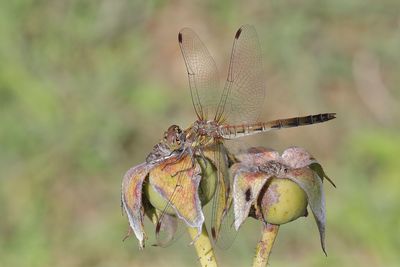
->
[[170, 149, 197, 177], [160, 149, 185, 171], [122, 227, 133, 242]]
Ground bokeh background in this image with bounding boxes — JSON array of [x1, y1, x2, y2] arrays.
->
[[1, 1, 399, 267]]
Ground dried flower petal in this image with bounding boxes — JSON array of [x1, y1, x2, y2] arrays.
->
[[236, 147, 280, 166], [232, 168, 272, 230], [121, 163, 153, 249], [282, 146, 335, 187], [281, 146, 316, 168], [284, 167, 327, 255], [149, 155, 204, 236]]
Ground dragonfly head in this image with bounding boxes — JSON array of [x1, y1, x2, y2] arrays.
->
[[145, 125, 185, 164], [163, 125, 185, 151]]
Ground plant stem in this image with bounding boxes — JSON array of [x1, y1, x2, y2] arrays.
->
[[253, 223, 279, 267], [187, 224, 218, 267]]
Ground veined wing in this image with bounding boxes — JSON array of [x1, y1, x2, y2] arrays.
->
[[145, 205, 185, 248], [203, 143, 238, 248], [178, 28, 221, 121], [215, 25, 265, 125]]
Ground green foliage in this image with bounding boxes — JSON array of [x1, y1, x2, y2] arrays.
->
[[334, 130, 400, 264]]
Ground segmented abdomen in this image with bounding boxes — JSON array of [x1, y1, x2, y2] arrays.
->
[[220, 113, 336, 139]]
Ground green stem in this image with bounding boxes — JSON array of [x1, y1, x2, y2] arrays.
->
[[187, 224, 218, 267], [253, 223, 279, 267]]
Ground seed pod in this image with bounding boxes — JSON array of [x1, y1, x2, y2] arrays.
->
[[260, 177, 308, 225], [232, 146, 332, 255]]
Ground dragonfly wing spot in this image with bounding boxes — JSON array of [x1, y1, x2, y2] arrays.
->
[[235, 27, 242, 39]]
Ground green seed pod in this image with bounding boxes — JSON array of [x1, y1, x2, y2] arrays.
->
[[144, 181, 176, 215], [197, 158, 217, 205], [260, 177, 308, 225]]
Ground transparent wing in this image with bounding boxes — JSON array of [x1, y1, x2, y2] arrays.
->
[[215, 25, 265, 125], [178, 28, 221, 121], [151, 211, 186, 248], [214, 197, 238, 249], [205, 143, 238, 249]]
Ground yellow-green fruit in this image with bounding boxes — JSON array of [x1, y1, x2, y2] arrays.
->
[[143, 158, 217, 214], [197, 158, 217, 205], [144, 181, 176, 215], [260, 177, 308, 225]]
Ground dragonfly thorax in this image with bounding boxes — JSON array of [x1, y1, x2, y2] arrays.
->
[[192, 120, 221, 138]]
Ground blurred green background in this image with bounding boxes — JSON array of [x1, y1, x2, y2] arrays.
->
[[1, 1, 399, 266]]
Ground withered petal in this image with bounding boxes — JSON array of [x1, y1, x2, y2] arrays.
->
[[232, 164, 273, 230], [283, 146, 335, 187], [149, 155, 204, 236], [236, 147, 280, 166], [285, 167, 327, 255], [121, 162, 153, 249], [281, 146, 317, 169]]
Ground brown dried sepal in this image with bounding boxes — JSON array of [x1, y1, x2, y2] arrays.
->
[[121, 163, 153, 249]]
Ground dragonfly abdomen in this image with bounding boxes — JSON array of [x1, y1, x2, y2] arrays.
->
[[219, 123, 268, 139], [220, 113, 336, 139], [266, 113, 336, 129]]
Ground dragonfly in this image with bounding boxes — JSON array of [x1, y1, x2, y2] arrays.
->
[[145, 24, 335, 247]]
